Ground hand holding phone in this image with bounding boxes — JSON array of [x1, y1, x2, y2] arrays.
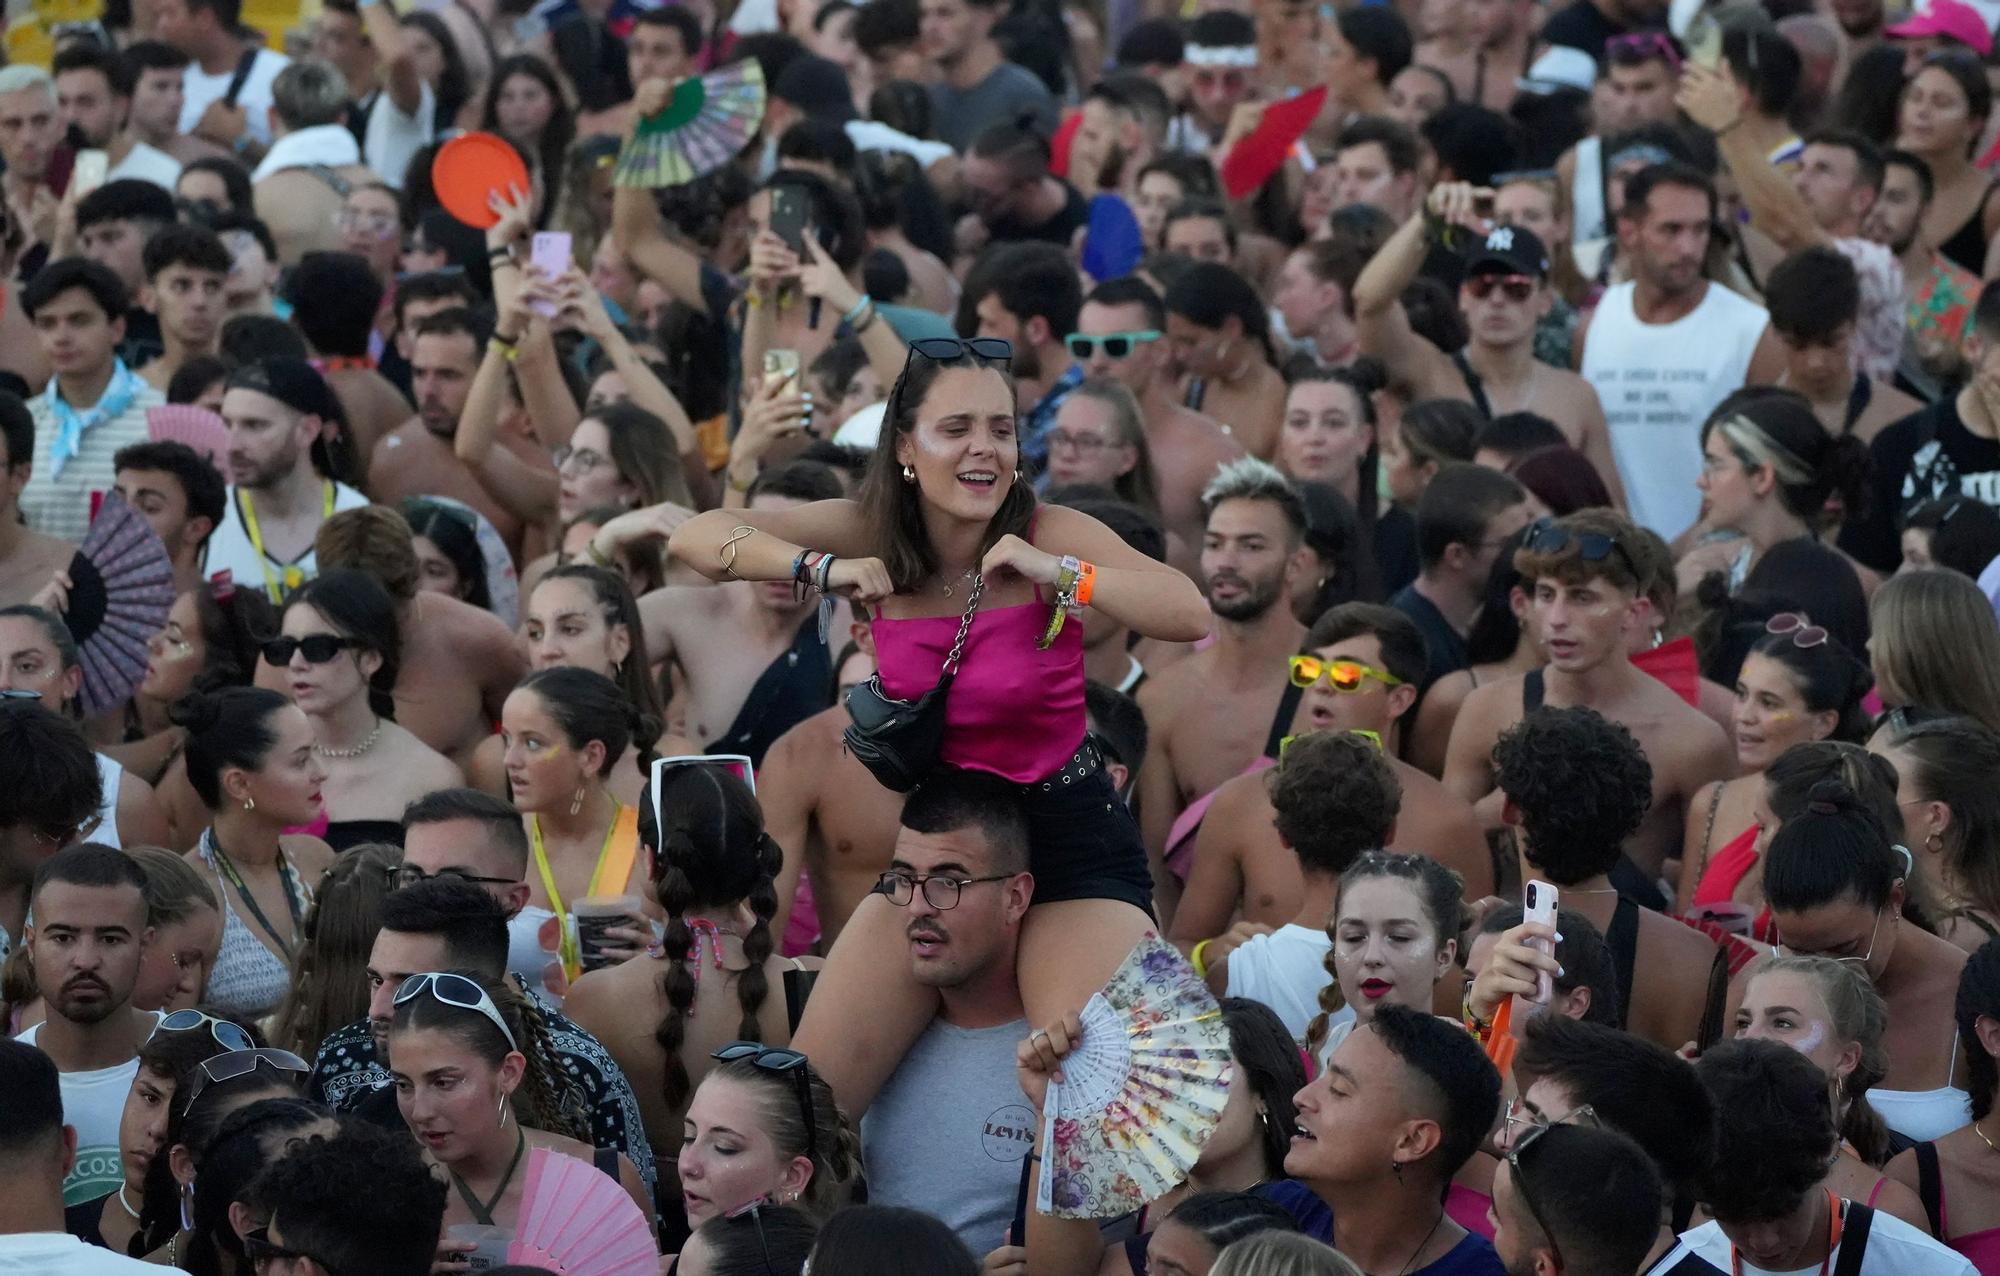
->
[[1521, 879, 1559, 1006], [528, 231, 572, 318]]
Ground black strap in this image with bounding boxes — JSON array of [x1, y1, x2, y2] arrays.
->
[[593, 1145, 618, 1179], [1915, 1140, 1943, 1239], [1452, 351, 1494, 419], [1832, 1201, 1873, 1276], [1695, 941, 1730, 1051], [1844, 376, 1872, 434], [1261, 682, 1305, 760], [301, 163, 352, 197], [1522, 668, 1545, 713], [1607, 895, 1638, 1030], [222, 45, 259, 108]]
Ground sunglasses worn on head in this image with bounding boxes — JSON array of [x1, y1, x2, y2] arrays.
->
[[151, 1008, 255, 1053], [1606, 31, 1681, 67], [244, 1225, 340, 1275], [183, 1047, 311, 1111], [393, 971, 518, 1051], [1524, 518, 1642, 581], [1765, 612, 1828, 649], [712, 1042, 817, 1163], [260, 635, 358, 666], [884, 337, 1015, 426], [1506, 1105, 1601, 1274], [387, 863, 519, 891], [1466, 274, 1535, 302], [1278, 729, 1383, 765], [1288, 654, 1404, 692], [1064, 330, 1162, 361]]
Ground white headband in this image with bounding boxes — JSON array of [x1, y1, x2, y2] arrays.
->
[[1185, 44, 1259, 68]]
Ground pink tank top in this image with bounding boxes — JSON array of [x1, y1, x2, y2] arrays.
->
[[1935, 1168, 2000, 1273], [872, 596, 1086, 784]]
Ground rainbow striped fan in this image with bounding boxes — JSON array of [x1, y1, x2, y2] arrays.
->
[[66, 493, 176, 717], [504, 1147, 658, 1275], [614, 62, 767, 190], [1037, 936, 1235, 1219]]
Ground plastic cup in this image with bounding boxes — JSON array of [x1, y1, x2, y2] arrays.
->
[[575, 894, 643, 972], [446, 1224, 513, 1270]]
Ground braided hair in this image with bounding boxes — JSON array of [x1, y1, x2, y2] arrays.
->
[[644, 765, 782, 1112], [389, 971, 592, 1143], [1305, 851, 1465, 1055]]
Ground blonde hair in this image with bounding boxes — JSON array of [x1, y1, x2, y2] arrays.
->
[[1869, 569, 2000, 731], [1746, 954, 1892, 1164], [1211, 1233, 1364, 1276]]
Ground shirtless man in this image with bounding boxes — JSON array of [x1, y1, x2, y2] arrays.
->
[[1492, 704, 1729, 1053], [311, 506, 525, 770], [0, 394, 74, 608], [286, 251, 413, 462], [1070, 278, 1243, 569], [1443, 509, 1735, 886], [365, 309, 527, 559], [1136, 459, 1306, 924], [1354, 186, 1623, 501], [760, 700, 904, 951], [1170, 602, 1494, 958]]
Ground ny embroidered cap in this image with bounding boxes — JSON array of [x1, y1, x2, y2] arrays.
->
[[1464, 225, 1550, 280], [224, 357, 345, 426]]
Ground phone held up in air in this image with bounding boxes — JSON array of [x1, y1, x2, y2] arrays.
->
[[1516, 878, 1560, 1020], [528, 231, 572, 318], [769, 185, 809, 255]]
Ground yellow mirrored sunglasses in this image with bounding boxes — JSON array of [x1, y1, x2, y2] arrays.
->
[[1288, 654, 1404, 692], [1279, 729, 1384, 764]]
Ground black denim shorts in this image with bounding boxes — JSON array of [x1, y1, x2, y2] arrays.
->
[[993, 738, 1156, 917]]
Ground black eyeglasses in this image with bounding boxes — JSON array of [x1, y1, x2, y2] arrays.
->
[[385, 863, 520, 891], [182, 1047, 311, 1111], [712, 1042, 816, 1163], [873, 869, 1012, 911], [1524, 517, 1641, 582], [1506, 1104, 1601, 1273], [244, 1225, 341, 1274], [884, 337, 1014, 422], [260, 635, 359, 666]]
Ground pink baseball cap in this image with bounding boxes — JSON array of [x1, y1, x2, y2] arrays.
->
[[1887, 0, 1993, 58]]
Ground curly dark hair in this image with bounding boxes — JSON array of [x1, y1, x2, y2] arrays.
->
[[1267, 728, 1400, 876], [252, 1120, 447, 1276], [1492, 707, 1652, 885], [1693, 1038, 1838, 1225]]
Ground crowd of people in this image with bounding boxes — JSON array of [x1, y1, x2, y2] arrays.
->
[[4, 0, 2000, 1270]]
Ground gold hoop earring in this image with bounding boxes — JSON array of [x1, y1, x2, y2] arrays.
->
[[902, 464, 916, 483], [570, 786, 586, 816]]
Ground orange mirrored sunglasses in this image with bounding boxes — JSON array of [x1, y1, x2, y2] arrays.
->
[[1288, 654, 1404, 692]]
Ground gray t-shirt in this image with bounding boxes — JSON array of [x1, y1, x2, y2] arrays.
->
[[862, 1017, 1036, 1257], [928, 63, 1057, 152]]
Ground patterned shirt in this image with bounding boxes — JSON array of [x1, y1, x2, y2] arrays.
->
[[1020, 362, 1085, 473], [1908, 249, 1980, 365], [308, 1003, 657, 1188]]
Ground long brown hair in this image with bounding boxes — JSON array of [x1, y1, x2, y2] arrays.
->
[[269, 843, 399, 1060], [857, 352, 1035, 593]]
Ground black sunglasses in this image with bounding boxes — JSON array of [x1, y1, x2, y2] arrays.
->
[[244, 1225, 340, 1274], [1524, 517, 1641, 581], [260, 635, 359, 666], [1506, 1110, 1597, 1274], [881, 337, 1013, 429], [385, 863, 519, 891], [711, 1042, 816, 1163]]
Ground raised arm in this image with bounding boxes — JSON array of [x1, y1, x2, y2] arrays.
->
[[1677, 66, 1826, 253], [560, 266, 698, 455], [359, 0, 424, 117], [1351, 191, 1469, 398], [798, 231, 907, 390], [612, 80, 713, 315]]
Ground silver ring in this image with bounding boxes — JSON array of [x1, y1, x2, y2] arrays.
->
[[1031, 1028, 1051, 1043]]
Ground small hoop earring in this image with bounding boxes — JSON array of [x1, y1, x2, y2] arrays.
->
[[1014, 468, 1024, 484], [242, 795, 255, 813], [901, 464, 916, 483], [180, 1182, 195, 1232], [570, 786, 586, 816]]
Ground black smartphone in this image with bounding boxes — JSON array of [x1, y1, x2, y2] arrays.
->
[[769, 186, 808, 254]]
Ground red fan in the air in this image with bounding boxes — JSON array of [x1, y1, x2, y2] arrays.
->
[[64, 493, 176, 716], [146, 404, 232, 483]]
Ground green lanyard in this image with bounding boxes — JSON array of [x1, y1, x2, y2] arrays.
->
[[451, 1125, 528, 1226], [208, 830, 305, 958]]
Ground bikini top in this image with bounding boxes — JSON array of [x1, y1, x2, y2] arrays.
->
[[1910, 1140, 2000, 1272]]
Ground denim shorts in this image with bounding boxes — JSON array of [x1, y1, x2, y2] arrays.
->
[[991, 738, 1156, 917]]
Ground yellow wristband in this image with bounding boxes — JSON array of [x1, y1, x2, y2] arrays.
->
[[488, 336, 519, 363], [1190, 938, 1214, 979]]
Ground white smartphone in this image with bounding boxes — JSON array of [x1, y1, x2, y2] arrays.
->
[[1521, 878, 1559, 1006], [528, 231, 572, 317], [72, 149, 109, 198]]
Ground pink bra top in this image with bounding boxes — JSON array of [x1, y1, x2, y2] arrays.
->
[[1934, 1166, 2000, 1273], [872, 597, 1086, 783]]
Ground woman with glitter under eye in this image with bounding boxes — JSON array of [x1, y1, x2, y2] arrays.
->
[[669, 337, 1208, 1123], [1304, 852, 1465, 1066]]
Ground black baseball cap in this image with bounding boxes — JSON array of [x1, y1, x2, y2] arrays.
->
[[1465, 225, 1550, 280]]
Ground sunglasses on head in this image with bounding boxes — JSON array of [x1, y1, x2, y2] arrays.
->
[[885, 337, 1014, 422], [1278, 728, 1383, 765], [150, 1008, 255, 1053], [1524, 517, 1641, 581], [260, 634, 358, 666], [712, 1042, 817, 1162], [1065, 331, 1162, 361], [1288, 654, 1404, 693], [1505, 1105, 1602, 1273], [393, 971, 518, 1051], [1765, 612, 1828, 649], [1466, 274, 1535, 302], [1606, 31, 1681, 67], [244, 1225, 342, 1275], [182, 1047, 310, 1111]]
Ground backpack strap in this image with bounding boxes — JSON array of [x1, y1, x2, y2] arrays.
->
[[1831, 1201, 1874, 1276]]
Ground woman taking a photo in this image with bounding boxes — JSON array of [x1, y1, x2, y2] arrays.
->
[[1763, 780, 1973, 1142], [1872, 712, 2000, 948], [173, 688, 333, 1019], [503, 665, 661, 997], [1677, 621, 1875, 932], [271, 569, 463, 851], [669, 337, 1206, 1116]]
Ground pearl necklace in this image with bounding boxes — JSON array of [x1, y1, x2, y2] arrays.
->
[[313, 717, 382, 759]]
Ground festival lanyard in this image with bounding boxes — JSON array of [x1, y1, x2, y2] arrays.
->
[[208, 829, 306, 958], [450, 1125, 527, 1226], [238, 480, 336, 604], [1731, 1190, 1844, 1276], [528, 807, 627, 981]]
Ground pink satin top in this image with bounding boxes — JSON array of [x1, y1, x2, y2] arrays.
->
[[1935, 1170, 2000, 1273], [872, 596, 1086, 783]]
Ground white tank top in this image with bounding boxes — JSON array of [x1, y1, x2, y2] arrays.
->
[[1581, 280, 1771, 538], [93, 753, 122, 850]]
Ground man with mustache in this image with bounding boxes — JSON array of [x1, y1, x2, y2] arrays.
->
[[858, 772, 1036, 1259], [1136, 458, 1310, 924], [14, 844, 157, 1208]]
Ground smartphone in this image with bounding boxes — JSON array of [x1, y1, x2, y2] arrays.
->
[[769, 186, 808, 254], [1686, 13, 1723, 69], [1521, 879, 1559, 1006], [71, 149, 108, 198], [528, 231, 572, 318], [763, 348, 801, 392]]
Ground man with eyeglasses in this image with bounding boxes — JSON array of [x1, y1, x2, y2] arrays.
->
[[1069, 278, 1242, 563], [1445, 510, 1735, 891], [14, 845, 160, 1208], [0, 1038, 160, 1273], [1492, 1123, 1666, 1276], [307, 878, 657, 1193], [1511, 1015, 1725, 1275], [1172, 603, 1492, 994], [205, 358, 368, 602], [1354, 188, 1617, 483], [859, 771, 1038, 1260]]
